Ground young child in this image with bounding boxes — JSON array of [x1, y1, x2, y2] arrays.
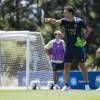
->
[[44, 30, 65, 90]]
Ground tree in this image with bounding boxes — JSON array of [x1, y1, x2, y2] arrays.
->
[[0, 0, 100, 69]]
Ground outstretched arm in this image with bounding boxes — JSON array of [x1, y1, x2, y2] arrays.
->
[[44, 18, 61, 25]]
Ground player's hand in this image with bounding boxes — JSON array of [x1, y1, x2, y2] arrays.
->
[[49, 55, 54, 59], [81, 38, 86, 44], [44, 18, 51, 23], [75, 37, 86, 47]]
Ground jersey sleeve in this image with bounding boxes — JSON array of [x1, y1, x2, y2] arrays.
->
[[44, 40, 53, 50], [60, 18, 68, 25], [80, 20, 88, 29]]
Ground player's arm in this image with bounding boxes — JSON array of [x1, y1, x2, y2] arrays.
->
[[83, 26, 91, 40], [44, 40, 53, 58], [80, 19, 91, 43], [44, 48, 50, 57], [81, 25, 91, 44], [44, 48, 54, 59], [44, 18, 61, 25]]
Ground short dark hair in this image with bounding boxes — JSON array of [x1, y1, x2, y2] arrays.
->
[[64, 6, 75, 15]]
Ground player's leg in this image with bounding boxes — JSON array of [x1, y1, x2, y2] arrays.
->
[[51, 63, 60, 90], [59, 63, 64, 83], [76, 47, 90, 90], [79, 62, 88, 83], [62, 62, 72, 90], [64, 63, 71, 85], [79, 62, 90, 90], [53, 70, 61, 90], [61, 68, 64, 82], [62, 47, 73, 90], [53, 70, 57, 85], [51, 62, 57, 84]]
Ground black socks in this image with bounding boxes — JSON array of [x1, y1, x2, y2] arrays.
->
[[65, 83, 69, 87]]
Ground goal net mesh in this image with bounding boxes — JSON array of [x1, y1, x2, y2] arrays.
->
[[0, 31, 52, 88]]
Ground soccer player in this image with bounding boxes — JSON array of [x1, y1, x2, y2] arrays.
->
[[44, 6, 91, 90], [44, 30, 65, 90]]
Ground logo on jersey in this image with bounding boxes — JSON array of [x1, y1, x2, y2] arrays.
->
[[68, 29, 76, 35]]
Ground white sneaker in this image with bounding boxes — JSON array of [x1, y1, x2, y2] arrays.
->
[[62, 85, 69, 91], [96, 87, 100, 91], [53, 84, 60, 90], [85, 84, 90, 90]]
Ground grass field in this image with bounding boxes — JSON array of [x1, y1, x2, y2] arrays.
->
[[0, 89, 100, 100]]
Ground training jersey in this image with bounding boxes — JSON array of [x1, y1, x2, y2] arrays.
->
[[44, 39, 65, 63], [61, 17, 87, 46]]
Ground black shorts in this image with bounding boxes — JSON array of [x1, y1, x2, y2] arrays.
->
[[51, 62, 64, 71], [64, 46, 86, 63]]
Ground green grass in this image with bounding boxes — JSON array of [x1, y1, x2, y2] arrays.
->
[[0, 89, 100, 100]]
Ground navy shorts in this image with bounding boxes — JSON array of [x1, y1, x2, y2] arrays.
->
[[64, 45, 86, 63], [51, 62, 64, 71]]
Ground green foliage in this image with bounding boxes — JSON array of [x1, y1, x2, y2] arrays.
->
[[85, 55, 94, 68], [0, 0, 100, 70]]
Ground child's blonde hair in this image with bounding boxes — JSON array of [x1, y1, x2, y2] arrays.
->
[[54, 30, 62, 35]]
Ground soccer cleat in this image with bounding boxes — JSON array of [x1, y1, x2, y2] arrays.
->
[[85, 84, 90, 90], [61, 85, 69, 91]]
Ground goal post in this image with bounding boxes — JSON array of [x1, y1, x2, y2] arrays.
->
[[26, 31, 30, 90], [0, 31, 52, 89]]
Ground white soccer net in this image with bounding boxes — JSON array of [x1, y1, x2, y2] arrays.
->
[[0, 31, 52, 89]]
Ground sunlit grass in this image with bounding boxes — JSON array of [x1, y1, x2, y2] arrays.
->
[[0, 89, 100, 100]]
